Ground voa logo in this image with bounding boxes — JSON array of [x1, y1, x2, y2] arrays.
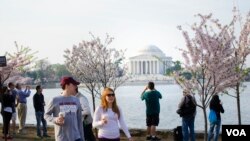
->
[[226, 129, 246, 136]]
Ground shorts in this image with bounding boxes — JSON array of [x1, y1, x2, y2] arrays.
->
[[11, 112, 17, 121], [146, 114, 159, 126]]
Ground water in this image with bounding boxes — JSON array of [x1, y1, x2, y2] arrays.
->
[[1, 83, 250, 131]]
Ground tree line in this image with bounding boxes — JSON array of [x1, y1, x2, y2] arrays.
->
[[1, 6, 250, 141]]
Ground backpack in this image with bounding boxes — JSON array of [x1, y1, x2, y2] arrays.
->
[[177, 95, 196, 117], [173, 126, 183, 141]]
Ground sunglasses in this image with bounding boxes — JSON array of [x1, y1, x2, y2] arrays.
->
[[107, 93, 115, 97]]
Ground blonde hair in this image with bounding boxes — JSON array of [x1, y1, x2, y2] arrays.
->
[[183, 89, 190, 96], [101, 87, 120, 118]]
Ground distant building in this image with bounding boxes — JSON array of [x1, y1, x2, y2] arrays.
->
[[128, 45, 172, 75]]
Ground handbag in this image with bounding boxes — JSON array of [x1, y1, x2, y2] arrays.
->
[[176, 108, 183, 117], [209, 109, 217, 123]]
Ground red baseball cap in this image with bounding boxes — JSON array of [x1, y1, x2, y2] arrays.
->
[[60, 76, 80, 86]]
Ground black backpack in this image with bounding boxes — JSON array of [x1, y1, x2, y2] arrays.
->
[[177, 95, 196, 117], [173, 126, 183, 141]]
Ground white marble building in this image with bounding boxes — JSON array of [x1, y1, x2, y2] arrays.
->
[[128, 45, 172, 75]]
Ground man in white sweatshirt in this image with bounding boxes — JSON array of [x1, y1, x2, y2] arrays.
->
[[73, 87, 96, 141]]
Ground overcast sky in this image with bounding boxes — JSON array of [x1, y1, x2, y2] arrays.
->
[[1, 0, 250, 65]]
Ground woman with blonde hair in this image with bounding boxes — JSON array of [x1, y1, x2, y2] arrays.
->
[[93, 87, 133, 141]]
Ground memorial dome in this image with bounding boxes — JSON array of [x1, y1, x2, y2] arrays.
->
[[137, 45, 166, 58]]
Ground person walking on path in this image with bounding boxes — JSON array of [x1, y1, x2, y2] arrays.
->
[[33, 85, 50, 138], [44, 76, 84, 141], [8, 82, 18, 135], [207, 94, 224, 141], [0, 86, 15, 140], [141, 81, 162, 141], [16, 83, 31, 134], [178, 89, 197, 141], [73, 87, 96, 141], [93, 87, 133, 141]]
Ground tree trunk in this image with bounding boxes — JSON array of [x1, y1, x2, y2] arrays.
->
[[91, 90, 98, 138], [203, 107, 208, 141], [92, 92, 96, 114], [236, 83, 241, 125]]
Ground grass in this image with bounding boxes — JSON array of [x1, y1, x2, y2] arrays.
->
[[0, 125, 221, 141]]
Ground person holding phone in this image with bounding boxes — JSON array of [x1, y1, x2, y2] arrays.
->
[[141, 81, 162, 141], [208, 94, 224, 141], [16, 83, 31, 134]]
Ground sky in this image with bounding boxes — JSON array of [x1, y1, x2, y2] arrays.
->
[[1, 0, 250, 65]]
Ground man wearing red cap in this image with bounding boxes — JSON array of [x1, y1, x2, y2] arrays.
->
[[44, 76, 84, 141]]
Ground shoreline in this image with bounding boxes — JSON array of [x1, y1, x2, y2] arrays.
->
[[0, 123, 208, 133], [0, 123, 212, 135], [0, 124, 221, 141], [27, 77, 176, 89]]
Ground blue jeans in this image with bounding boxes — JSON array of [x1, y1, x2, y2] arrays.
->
[[182, 116, 195, 141], [208, 119, 221, 141], [35, 111, 47, 136]]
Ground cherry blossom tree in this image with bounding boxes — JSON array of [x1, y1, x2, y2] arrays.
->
[[33, 59, 55, 85], [0, 41, 37, 87], [174, 11, 250, 140], [64, 33, 128, 111], [226, 8, 250, 125]]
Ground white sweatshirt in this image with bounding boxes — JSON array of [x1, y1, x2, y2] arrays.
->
[[76, 92, 93, 124], [93, 106, 131, 139]]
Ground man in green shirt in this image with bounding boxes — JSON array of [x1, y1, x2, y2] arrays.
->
[[141, 81, 162, 141]]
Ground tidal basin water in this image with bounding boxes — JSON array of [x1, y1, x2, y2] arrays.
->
[[1, 83, 250, 131]]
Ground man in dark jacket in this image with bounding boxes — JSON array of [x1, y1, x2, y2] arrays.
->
[[178, 89, 197, 141], [8, 82, 17, 135], [33, 85, 50, 138]]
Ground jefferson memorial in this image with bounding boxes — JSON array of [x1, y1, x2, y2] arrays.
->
[[128, 45, 172, 75]]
